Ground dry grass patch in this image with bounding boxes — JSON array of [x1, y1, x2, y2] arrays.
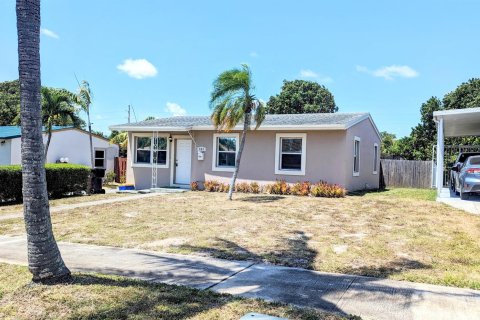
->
[[0, 263, 346, 320], [1, 188, 479, 289], [0, 193, 129, 215]]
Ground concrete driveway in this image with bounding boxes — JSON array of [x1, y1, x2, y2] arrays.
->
[[437, 188, 480, 215]]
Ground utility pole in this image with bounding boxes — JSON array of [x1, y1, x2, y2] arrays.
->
[[128, 105, 131, 123]]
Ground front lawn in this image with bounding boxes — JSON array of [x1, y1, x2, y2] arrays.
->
[[0, 263, 343, 320], [0, 192, 129, 216], [1, 188, 479, 289]]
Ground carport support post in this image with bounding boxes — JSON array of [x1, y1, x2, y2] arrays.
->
[[436, 117, 444, 195]]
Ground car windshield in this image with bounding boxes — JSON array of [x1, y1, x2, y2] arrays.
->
[[469, 157, 480, 165]]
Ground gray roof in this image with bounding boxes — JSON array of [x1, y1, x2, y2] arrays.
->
[[110, 113, 370, 131]]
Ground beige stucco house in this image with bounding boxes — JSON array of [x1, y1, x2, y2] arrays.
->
[[110, 113, 381, 191]]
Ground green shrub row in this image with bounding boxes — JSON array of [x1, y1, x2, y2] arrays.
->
[[0, 163, 91, 202], [192, 179, 345, 198]]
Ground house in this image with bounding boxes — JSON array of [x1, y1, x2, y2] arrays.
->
[[109, 113, 381, 191], [0, 126, 119, 172]]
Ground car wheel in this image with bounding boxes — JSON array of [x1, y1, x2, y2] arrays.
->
[[460, 188, 470, 200]]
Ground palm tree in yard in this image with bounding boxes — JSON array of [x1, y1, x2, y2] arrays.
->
[[76, 80, 94, 167], [210, 64, 266, 200], [42, 87, 82, 159], [16, 0, 71, 283]]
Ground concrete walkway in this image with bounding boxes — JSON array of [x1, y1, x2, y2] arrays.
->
[[0, 236, 478, 320], [0, 192, 167, 221]]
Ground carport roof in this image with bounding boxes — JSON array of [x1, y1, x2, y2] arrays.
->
[[433, 107, 480, 137]]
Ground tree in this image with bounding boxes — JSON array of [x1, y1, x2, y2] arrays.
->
[[16, 0, 70, 283], [266, 80, 337, 114], [41, 87, 82, 158], [76, 80, 94, 168], [210, 64, 265, 200], [0, 80, 21, 125], [109, 130, 128, 157]]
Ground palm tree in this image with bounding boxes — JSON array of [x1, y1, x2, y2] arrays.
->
[[16, 0, 71, 283], [210, 64, 265, 200], [76, 80, 94, 167], [42, 87, 82, 159]]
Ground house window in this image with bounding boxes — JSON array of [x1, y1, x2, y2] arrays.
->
[[94, 149, 105, 168], [153, 137, 167, 165], [212, 133, 239, 172], [133, 134, 169, 167], [135, 137, 151, 164], [275, 133, 306, 175], [373, 143, 379, 174], [353, 136, 361, 176]]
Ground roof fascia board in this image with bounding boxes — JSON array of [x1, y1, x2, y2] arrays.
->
[[109, 124, 350, 132]]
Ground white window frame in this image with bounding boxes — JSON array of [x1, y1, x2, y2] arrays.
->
[[353, 136, 361, 177], [275, 133, 307, 176], [212, 133, 239, 172], [132, 133, 169, 168], [94, 148, 106, 169], [373, 143, 379, 174]]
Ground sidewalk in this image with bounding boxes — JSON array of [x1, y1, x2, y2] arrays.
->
[[0, 192, 167, 221], [0, 235, 478, 320]]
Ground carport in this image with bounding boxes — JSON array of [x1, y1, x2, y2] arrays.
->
[[433, 107, 480, 213]]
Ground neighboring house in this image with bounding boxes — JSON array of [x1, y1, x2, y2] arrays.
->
[[0, 126, 119, 172], [110, 113, 381, 191]]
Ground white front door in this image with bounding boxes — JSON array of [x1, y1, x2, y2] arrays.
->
[[175, 139, 192, 185]]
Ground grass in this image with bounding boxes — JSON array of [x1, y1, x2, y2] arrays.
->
[[1, 188, 479, 289], [0, 192, 129, 215], [0, 263, 347, 320]]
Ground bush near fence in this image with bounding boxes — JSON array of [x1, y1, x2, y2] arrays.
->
[[0, 163, 91, 202]]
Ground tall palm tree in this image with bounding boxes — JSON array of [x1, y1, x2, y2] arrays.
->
[[210, 64, 265, 200], [42, 87, 82, 159], [76, 80, 94, 167], [16, 0, 71, 283]]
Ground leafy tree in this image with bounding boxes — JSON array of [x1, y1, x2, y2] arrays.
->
[[76, 80, 94, 168], [380, 131, 397, 158], [266, 80, 337, 114], [144, 116, 156, 121], [210, 64, 265, 200], [16, 0, 70, 283], [109, 130, 128, 157], [42, 87, 83, 158], [0, 80, 21, 125]]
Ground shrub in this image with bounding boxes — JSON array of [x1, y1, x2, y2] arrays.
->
[[119, 175, 126, 184], [190, 181, 199, 191], [203, 180, 219, 192], [250, 182, 261, 194], [310, 181, 346, 198], [235, 182, 251, 193], [291, 181, 311, 196], [266, 179, 290, 195], [0, 163, 91, 202], [218, 183, 230, 193], [104, 171, 116, 184]]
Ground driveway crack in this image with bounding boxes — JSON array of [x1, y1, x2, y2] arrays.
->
[[204, 262, 256, 291]]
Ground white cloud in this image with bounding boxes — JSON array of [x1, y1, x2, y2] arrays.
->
[[165, 102, 187, 117], [299, 69, 333, 84], [299, 69, 319, 78], [356, 65, 419, 80], [117, 59, 158, 79], [249, 51, 258, 57], [40, 28, 59, 39]]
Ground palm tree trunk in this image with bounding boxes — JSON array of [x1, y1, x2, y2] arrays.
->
[[228, 112, 251, 200], [44, 127, 52, 161], [87, 108, 94, 168], [17, 0, 71, 283]]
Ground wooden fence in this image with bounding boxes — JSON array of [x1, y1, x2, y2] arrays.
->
[[380, 159, 433, 189], [114, 157, 127, 183]]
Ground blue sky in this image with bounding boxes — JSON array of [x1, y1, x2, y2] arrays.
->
[[1, 0, 479, 137]]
